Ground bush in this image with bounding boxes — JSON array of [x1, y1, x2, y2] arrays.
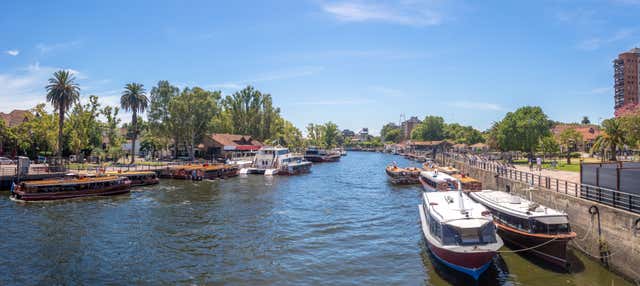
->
[[570, 152, 581, 158]]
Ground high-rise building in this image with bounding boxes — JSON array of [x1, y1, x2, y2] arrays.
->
[[401, 116, 421, 139], [614, 48, 640, 117]]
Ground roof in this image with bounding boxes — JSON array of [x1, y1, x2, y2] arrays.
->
[[628, 47, 640, 54], [409, 140, 447, 146], [0, 109, 30, 127], [423, 191, 491, 225], [469, 190, 568, 219], [420, 170, 456, 183], [551, 124, 601, 141], [209, 133, 263, 147]]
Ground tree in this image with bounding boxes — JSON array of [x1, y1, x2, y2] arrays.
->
[[121, 83, 149, 164], [322, 122, 340, 148], [101, 106, 123, 161], [306, 123, 322, 147], [380, 122, 400, 141], [538, 136, 560, 160], [443, 123, 484, 144], [222, 86, 281, 141], [411, 116, 445, 141], [65, 95, 102, 160], [491, 106, 551, 156], [383, 128, 401, 143], [169, 87, 219, 160], [46, 70, 80, 159], [581, 116, 591, 125], [591, 118, 625, 161], [558, 128, 582, 164], [620, 112, 640, 148], [148, 80, 180, 153]]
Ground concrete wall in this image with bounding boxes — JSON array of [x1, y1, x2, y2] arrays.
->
[[439, 157, 640, 283]]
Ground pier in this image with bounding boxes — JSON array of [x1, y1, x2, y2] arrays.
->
[[437, 152, 640, 282]]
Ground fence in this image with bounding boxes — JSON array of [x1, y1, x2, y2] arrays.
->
[[440, 152, 640, 214], [0, 161, 218, 178]]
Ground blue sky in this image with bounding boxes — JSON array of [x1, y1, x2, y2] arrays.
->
[[2, 0, 640, 135]]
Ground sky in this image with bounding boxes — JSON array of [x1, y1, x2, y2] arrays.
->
[[2, 0, 640, 135]]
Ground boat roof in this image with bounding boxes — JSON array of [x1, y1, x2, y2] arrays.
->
[[22, 176, 123, 187], [469, 190, 568, 219], [451, 174, 480, 183], [423, 191, 490, 227], [259, 146, 289, 151], [420, 170, 456, 183], [106, 171, 156, 176]]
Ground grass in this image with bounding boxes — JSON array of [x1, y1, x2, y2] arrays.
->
[[511, 158, 591, 172]]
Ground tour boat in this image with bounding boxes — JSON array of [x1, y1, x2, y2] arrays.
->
[[469, 190, 576, 268], [106, 171, 159, 187], [437, 166, 460, 175], [451, 174, 482, 191], [418, 182, 503, 280], [241, 146, 312, 175], [419, 170, 458, 192], [11, 176, 131, 201], [161, 164, 239, 180], [385, 164, 421, 184], [304, 147, 341, 162]]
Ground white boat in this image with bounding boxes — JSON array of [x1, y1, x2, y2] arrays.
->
[[240, 146, 311, 176], [226, 151, 255, 168], [419, 170, 458, 192], [418, 181, 503, 280]]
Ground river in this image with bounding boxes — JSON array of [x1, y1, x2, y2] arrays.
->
[[0, 152, 632, 285]]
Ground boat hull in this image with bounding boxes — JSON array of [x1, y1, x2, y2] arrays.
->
[[130, 177, 160, 187], [496, 222, 574, 268], [304, 155, 340, 162], [385, 169, 420, 184], [13, 183, 131, 201], [279, 162, 312, 175]]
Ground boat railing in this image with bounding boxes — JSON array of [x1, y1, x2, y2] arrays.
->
[[440, 152, 640, 214]]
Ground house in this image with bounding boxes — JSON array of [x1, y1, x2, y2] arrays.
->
[[0, 109, 30, 127], [451, 143, 469, 153], [551, 124, 601, 153], [469, 143, 489, 153], [357, 128, 369, 141], [199, 133, 263, 159]]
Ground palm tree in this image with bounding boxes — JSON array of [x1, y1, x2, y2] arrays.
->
[[591, 118, 625, 161], [120, 83, 148, 164], [46, 70, 80, 159]]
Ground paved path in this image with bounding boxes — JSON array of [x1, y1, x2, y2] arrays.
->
[[512, 164, 579, 183]]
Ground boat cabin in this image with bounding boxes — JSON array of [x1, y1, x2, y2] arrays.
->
[[420, 171, 458, 191]]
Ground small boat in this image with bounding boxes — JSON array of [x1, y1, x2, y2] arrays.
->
[[418, 181, 503, 279], [385, 164, 421, 184], [451, 174, 482, 191], [469, 190, 576, 268], [437, 166, 460, 175], [11, 176, 131, 201], [226, 151, 256, 168], [334, 147, 347, 156], [106, 171, 159, 187], [419, 170, 458, 192], [241, 146, 312, 175], [304, 147, 341, 162], [161, 164, 239, 180]]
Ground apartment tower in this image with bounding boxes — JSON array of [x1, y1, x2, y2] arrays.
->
[[614, 48, 640, 116]]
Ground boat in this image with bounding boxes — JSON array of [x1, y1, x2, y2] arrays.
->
[[304, 147, 341, 162], [451, 174, 482, 191], [11, 175, 131, 201], [226, 151, 256, 168], [106, 171, 159, 186], [437, 166, 460, 175], [160, 164, 239, 180], [468, 190, 576, 268], [419, 170, 458, 192], [418, 181, 503, 279], [334, 147, 347, 156], [385, 164, 421, 184], [240, 146, 312, 175]]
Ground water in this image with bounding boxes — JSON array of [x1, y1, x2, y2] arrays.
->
[[0, 152, 632, 285]]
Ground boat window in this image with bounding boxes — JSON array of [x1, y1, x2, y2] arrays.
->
[[480, 223, 497, 243], [428, 213, 442, 242]]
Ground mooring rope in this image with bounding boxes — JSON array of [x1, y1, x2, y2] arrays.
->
[[569, 239, 623, 259], [496, 236, 559, 253]]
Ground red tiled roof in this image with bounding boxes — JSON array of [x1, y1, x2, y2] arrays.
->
[[209, 133, 263, 147], [552, 124, 601, 141], [409, 140, 447, 146], [0, 109, 30, 127]]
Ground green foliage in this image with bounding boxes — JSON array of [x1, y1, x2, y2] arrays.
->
[[222, 86, 280, 141], [591, 118, 626, 161], [538, 136, 559, 158], [411, 116, 445, 141], [558, 127, 583, 164], [121, 82, 148, 164], [46, 70, 80, 158], [65, 95, 103, 159], [491, 106, 551, 154], [169, 87, 220, 159], [443, 123, 484, 144], [305, 122, 342, 149], [380, 123, 400, 141], [383, 128, 401, 143], [148, 80, 179, 150]]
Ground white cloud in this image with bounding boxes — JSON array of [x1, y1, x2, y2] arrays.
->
[[321, 0, 443, 26], [36, 40, 82, 54], [448, 101, 502, 111], [5, 50, 19, 56], [577, 29, 634, 51]]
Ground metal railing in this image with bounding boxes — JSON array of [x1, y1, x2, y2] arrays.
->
[[440, 152, 640, 214]]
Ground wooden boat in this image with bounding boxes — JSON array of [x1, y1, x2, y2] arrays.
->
[[437, 166, 460, 175], [418, 184, 503, 280], [451, 174, 482, 191], [304, 147, 341, 162], [469, 190, 576, 268], [106, 171, 159, 187], [385, 164, 421, 184], [419, 170, 458, 192], [11, 176, 131, 201], [161, 164, 238, 180]]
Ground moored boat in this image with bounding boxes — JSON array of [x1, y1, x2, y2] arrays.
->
[[106, 171, 159, 186], [240, 146, 312, 176], [161, 164, 238, 180], [278, 153, 312, 175], [385, 164, 421, 184], [451, 174, 482, 191], [304, 147, 341, 162], [11, 176, 131, 201], [418, 182, 503, 279], [419, 170, 458, 192], [469, 190, 576, 268]]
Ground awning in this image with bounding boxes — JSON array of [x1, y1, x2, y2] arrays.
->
[[224, 145, 261, 151], [534, 216, 569, 225]]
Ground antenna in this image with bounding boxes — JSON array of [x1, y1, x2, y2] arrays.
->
[[457, 179, 466, 213]]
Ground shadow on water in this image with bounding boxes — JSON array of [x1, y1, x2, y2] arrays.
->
[[501, 240, 585, 274]]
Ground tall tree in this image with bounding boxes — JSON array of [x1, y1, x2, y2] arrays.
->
[[491, 106, 551, 156], [169, 87, 219, 160], [148, 80, 179, 152], [322, 122, 340, 148], [120, 83, 148, 164], [538, 136, 560, 160], [558, 128, 583, 164], [591, 118, 625, 161], [411, 116, 445, 141], [46, 70, 80, 159], [581, 116, 591, 125], [380, 122, 400, 142]]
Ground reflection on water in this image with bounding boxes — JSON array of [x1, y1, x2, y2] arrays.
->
[[0, 152, 632, 285]]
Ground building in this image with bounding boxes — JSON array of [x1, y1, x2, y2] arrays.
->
[[199, 133, 263, 159], [401, 116, 421, 139], [551, 124, 601, 153], [0, 109, 30, 127], [357, 128, 369, 141], [614, 48, 640, 117], [342, 129, 355, 138]]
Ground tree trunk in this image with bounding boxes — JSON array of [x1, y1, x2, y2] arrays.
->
[[58, 107, 65, 159], [566, 152, 571, 165], [130, 111, 137, 164], [610, 144, 617, 161]]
